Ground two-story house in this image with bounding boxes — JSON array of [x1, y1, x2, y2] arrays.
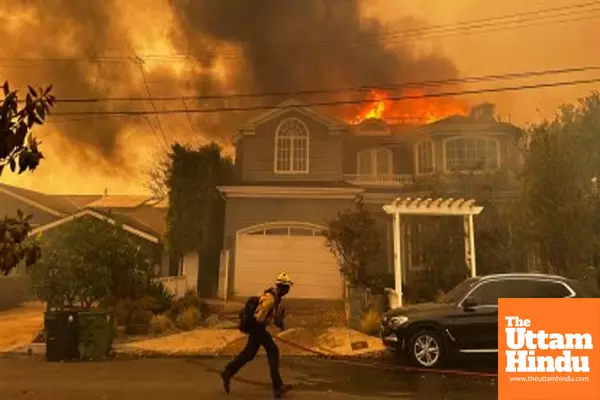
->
[[217, 99, 522, 300]]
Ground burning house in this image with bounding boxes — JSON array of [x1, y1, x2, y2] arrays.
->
[[217, 93, 522, 300]]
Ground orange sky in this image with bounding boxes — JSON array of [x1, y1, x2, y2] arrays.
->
[[2, 0, 599, 195]]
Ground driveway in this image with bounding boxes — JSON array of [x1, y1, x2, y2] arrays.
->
[[0, 355, 497, 399]]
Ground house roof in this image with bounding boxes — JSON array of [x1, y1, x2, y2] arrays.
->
[[238, 98, 347, 133], [0, 183, 167, 241], [29, 208, 162, 244]]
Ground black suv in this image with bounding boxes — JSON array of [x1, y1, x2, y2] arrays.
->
[[380, 273, 589, 369]]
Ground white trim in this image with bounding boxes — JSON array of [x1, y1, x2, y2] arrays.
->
[[273, 117, 310, 175], [238, 99, 347, 134], [356, 148, 393, 175], [383, 197, 484, 216], [238, 221, 326, 235], [217, 185, 363, 199], [442, 136, 502, 174], [0, 186, 63, 217], [414, 139, 435, 175], [29, 209, 160, 244]]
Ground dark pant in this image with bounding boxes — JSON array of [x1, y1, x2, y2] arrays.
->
[[223, 327, 283, 390]]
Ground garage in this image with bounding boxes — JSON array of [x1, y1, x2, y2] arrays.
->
[[234, 223, 343, 299]]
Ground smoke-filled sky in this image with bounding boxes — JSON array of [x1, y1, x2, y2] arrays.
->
[[1, 0, 598, 194]]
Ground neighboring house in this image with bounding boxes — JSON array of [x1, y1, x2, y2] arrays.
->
[[217, 99, 522, 300], [0, 184, 197, 298]]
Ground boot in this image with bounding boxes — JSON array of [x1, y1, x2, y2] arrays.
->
[[273, 384, 292, 398], [221, 371, 231, 394]]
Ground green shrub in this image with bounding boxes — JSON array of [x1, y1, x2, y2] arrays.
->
[[149, 313, 175, 334], [175, 307, 202, 331], [170, 290, 211, 319], [147, 280, 175, 314], [126, 309, 153, 335], [360, 309, 382, 336]]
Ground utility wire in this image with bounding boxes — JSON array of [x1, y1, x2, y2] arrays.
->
[[22, 65, 600, 104], [49, 76, 600, 118]]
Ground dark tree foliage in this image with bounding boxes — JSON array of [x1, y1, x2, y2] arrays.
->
[[517, 92, 600, 278], [166, 142, 233, 296], [0, 82, 55, 275]]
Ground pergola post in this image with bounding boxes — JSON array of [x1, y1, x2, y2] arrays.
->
[[392, 212, 403, 307], [463, 214, 477, 277], [383, 197, 483, 309]]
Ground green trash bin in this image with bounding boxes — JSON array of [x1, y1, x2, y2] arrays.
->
[[77, 309, 116, 361]]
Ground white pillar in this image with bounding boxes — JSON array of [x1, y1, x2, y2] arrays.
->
[[463, 215, 477, 277], [468, 214, 477, 277], [393, 212, 403, 307]]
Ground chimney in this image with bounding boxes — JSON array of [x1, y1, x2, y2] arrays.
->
[[470, 103, 496, 122]]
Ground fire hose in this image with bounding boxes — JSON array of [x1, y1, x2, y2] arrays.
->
[[273, 335, 498, 379]]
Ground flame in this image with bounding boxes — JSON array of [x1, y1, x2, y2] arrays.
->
[[350, 88, 469, 125]]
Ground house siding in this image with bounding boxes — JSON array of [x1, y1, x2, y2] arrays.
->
[[240, 110, 344, 182], [223, 197, 354, 296]]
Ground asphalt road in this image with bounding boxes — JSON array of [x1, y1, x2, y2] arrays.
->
[[0, 355, 498, 400]]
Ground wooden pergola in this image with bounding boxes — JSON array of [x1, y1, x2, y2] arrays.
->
[[382, 197, 484, 308]]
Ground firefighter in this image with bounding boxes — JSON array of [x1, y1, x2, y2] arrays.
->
[[221, 273, 293, 398]]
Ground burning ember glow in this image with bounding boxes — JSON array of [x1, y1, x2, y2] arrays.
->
[[350, 89, 469, 125]]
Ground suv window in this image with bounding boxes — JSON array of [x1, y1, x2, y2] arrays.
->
[[528, 280, 573, 298], [467, 278, 573, 305]]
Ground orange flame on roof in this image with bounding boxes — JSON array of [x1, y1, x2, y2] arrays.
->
[[350, 89, 469, 125]]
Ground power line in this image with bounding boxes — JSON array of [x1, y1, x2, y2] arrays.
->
[[1, 1, 598, 65], [29, 66, 600, 104], [49, 76, 600, 118], [133, 55, 169, 151]]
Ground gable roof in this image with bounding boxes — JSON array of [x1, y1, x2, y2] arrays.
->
[[0, 183, 101, 216], [238, 98, 347, 134], [29, 208, 162, 244]]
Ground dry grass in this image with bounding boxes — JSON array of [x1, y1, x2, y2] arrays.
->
[[0, 302, 45, 351]]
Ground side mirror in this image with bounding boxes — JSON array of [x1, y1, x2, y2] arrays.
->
[[461, 297, 478, 310]]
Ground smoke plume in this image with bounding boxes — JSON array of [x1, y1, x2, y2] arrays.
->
[[0, 0, 459, 189]]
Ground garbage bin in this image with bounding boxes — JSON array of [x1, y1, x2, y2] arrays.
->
[[44, 310, 80, 362], [78, 309, 116, 360]]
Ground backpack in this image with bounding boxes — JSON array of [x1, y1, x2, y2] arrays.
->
[[238, 296, 260, 333], [238, 288, 280, 334]]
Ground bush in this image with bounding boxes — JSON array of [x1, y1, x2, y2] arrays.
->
[[170, 290, 211, 319], [126, 309, 153, 335], [147, 280, 175, 314], [175, 307, 202, 331], [360, 309, 382, 336], [149, 313, 175, 334]]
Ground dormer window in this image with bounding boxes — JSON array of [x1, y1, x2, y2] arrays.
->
[[274, 118, 309, 174], [357, 148, 393, 175]]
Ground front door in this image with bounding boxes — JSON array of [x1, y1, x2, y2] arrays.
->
[[446, 305, 498, 350]]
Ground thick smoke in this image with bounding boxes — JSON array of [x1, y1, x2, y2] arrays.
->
[[169, 0, 459, 115], [1, 0, 459, 173]]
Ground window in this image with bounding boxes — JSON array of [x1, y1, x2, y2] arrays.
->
[[444, 137, 500, 172], [274, 118, 309, 173], [466, 278, 573, 306], [244, 224, 323, 236], [415, 140, 434, 175], [357, 148, 393, 175]]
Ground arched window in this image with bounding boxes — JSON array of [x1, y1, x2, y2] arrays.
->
[[444, 137, 500, 172], [357, 148, 393, 175], [415, 140, 434, 175], [274, 118, 309, 173]]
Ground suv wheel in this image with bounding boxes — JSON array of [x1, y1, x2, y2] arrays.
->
[[407, 329, 445, 368]]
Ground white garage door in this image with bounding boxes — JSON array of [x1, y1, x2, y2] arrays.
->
[[235, 224, 343, 299]]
